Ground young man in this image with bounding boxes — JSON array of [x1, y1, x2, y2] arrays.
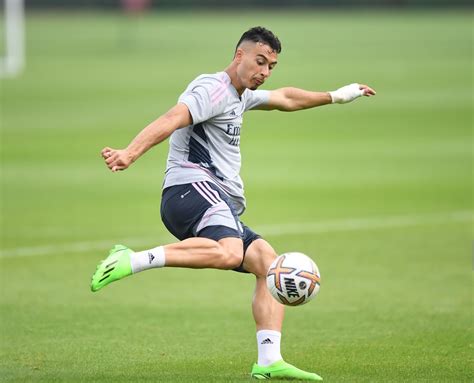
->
[[91, 27, 376, 381]]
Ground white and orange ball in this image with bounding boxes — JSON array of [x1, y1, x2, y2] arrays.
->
[[266, 252, 321, 306]]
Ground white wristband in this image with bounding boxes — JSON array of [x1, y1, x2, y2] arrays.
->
[[329, 83, 365, 104]]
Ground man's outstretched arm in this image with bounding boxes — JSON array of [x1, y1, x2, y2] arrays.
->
[[257, 83, 376, 112], [102, 103, 192, 172]]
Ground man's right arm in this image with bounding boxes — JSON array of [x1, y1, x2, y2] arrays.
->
[[102, 103, 192, 172], [255, 83, 376, 112]]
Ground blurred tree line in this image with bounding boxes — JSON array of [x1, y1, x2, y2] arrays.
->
[[25, 0, 472, 9]]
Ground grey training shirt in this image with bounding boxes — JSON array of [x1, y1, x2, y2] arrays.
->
[[163, 71, 270, 215]]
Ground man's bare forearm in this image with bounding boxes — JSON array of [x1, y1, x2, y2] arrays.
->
[[127, 114, 176, 162], [280, 87, 332, 111], [102, 103, 191, 172], [127, 104, 191, 161]]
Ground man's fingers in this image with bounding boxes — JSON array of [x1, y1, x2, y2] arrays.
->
[[100, 148, 130, 172], [105, 156, 115, 165], [106, 151, 122, 165], [364, 88, 376, 96], [108, 161, 124, 172], [101, 147, 114, 159], [359, 84, 376, 96], [106, 154, 130, 172]]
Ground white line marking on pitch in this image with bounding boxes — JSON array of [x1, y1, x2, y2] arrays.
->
[[0, 211, 472, 258]]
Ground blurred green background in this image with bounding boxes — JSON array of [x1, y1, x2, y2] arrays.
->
[[0, 6, 472, 383]]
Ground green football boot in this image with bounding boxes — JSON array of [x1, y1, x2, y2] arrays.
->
[[251, 360, 323, 381], [90, 245, 133, 292]]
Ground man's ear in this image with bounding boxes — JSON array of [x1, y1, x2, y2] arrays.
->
[[234, 48, 244, 63]]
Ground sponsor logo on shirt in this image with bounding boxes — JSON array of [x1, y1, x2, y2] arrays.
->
[[226, 123, 241, 146]]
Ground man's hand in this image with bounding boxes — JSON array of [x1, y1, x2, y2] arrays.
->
[[329, 83, 376, 104], [101, 147, 134, 172]]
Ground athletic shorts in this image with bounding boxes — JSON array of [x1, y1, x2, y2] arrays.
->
[[160, 181, 261, 273]]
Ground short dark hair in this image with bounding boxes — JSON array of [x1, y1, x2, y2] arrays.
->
[[235, 26, 282, 54]]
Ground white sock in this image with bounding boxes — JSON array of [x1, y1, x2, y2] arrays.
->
[[130, 246, 166, 273], [257, 330, 282, 367]]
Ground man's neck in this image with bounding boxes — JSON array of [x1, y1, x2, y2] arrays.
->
[[224, 65, 245, 96]]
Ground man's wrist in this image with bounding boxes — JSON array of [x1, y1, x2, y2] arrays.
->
[[329, 83, 363, 104], [125, 147, 139, 163], [328, 91, 337, 104]]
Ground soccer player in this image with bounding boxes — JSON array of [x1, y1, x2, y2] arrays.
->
[[91, 26, 376, 381]]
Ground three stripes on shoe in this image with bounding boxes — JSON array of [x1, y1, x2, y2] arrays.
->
[[98, 259, 117, 283]]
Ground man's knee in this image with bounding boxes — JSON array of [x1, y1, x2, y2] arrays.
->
[[244, 239, 278, 277], [218, 237, 244, 270], [223, 247, 244, 269]]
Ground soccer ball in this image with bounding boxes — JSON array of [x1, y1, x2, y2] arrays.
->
[[266, 252, 321, 306]]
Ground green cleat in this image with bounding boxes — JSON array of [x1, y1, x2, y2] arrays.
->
[[251, 360, 323, 381], [90, 245, 133, 292]]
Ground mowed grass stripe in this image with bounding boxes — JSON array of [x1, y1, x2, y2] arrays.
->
[[1, 210, 471, 258]]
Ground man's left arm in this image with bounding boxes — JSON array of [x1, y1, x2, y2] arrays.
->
[[256, 83, 376, 112]]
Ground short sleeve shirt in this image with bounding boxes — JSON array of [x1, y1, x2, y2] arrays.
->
[[163, 71, 269, 215]]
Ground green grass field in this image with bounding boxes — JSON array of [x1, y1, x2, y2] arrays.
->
[[0, 10, 472, 382]]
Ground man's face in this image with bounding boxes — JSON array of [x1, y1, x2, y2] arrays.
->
[[235, 42, 278, 90]]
